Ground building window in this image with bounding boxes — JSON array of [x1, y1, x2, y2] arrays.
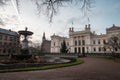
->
[[103, 39, 106, 44], [99, 47, 101, 52], [74, 37, 76, 39], [103, 47, 106, 51], [14, 43, 16, 46], [3, 49, 6, 53], [75, 40, 77, 46], [74, 47, 77, 53], [93, 48, 96, 52], [79, 40, 81, 45], [93, 40, 96, 44], [82, 40, 85, 45], [0, 35, 2, 40], [9, 43, 12, 46], [0, 42, 2, 46], [14, 37, 16, 41], [4, 35, 7, 40], [54, 42, 55, 46], [10, 36, 13, 41], [98, 39, 100, 44], [115, 48, 118, 51], [78, 47, 81, 53], [4, 42, 7, 46]]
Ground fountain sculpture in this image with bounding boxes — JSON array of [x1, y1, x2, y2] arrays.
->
[[18, 27, 33, 54], [11, 27, 34, 60]]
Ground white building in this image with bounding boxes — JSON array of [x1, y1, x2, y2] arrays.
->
[[51, 24, 120, 53]]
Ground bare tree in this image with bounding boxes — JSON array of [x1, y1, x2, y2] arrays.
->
[[108, 34, 120, 53], [33, 0, 94, 22], [0, 0, 94, 22], [103, 33, 120, 58]]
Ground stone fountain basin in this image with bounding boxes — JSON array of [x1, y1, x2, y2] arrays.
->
[[18, 31, 33, 35], [0, 56, 73, 70], [46, 56, 70, 63]]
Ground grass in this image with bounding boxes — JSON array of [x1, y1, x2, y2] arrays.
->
[[90, 55, 120, 63], [0, 56, 9, 60], [105, 57, 120, 63], [0, 58, 83, 73]]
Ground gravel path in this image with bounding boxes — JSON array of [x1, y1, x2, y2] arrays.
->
[[0, 57, 120, 80]]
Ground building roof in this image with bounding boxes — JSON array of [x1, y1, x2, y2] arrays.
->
[[0, 28, 18, 36], [107, 24, 120, 31]]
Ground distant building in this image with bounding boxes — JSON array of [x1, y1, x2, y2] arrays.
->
[[41, 32, 51, 53], [51, 24, 120, 53], [0, 28, 20, 55]]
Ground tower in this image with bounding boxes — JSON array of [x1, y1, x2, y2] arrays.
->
[[42, 32, 46, 41]]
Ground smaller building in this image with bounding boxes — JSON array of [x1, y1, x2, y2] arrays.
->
[[41, 32, 51, 53], [0, 28, 20, 55]]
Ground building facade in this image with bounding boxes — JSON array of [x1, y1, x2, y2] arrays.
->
[[0, 28, 20, 55], [51, 24, 120, 53]]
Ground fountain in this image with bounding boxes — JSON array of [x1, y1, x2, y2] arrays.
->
[[18, 27, 33, 54], [11, 27, 34, 60]]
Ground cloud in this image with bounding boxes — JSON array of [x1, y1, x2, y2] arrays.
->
[[67, 16, 88, 26], [0, 13, 19, 27], [0, 18, 5, 26]]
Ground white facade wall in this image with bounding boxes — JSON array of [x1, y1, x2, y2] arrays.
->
[[50, 24, 120, 53]]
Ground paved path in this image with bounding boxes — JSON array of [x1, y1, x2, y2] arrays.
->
[[0, 57, 120, 80]]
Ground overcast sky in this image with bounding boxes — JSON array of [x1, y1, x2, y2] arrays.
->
[[0, 0, 120, 43]]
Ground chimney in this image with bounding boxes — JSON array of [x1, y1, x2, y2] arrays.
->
[[72, 27, 74, 32], [88, 24, 90, 28], [85, 25, 87, 30], [69, 28, 71, 32]]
